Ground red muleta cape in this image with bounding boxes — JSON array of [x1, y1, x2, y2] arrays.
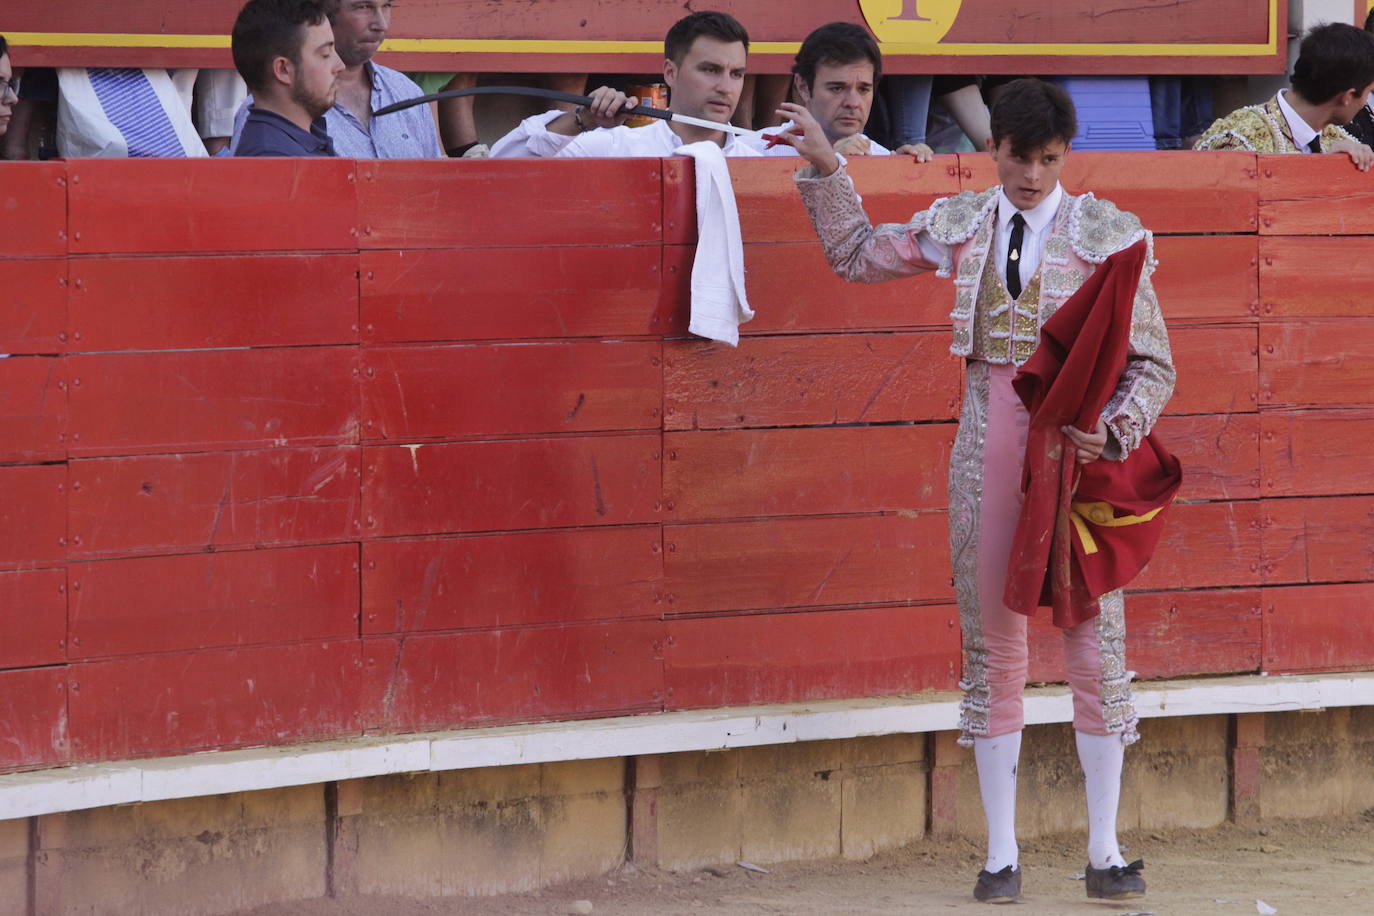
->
[[1002, 240, 1183, 628]]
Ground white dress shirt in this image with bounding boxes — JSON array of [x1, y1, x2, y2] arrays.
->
[[1276, 88, 1321, 153], [915, 182, 1064, 288], [749, 120, 892, 157], [490, 110, 760, 158]]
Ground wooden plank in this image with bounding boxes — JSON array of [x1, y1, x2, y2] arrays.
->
[[68, 544, 359, 660], [1260, 320, 1374, 409], [358, 158, 662, 249], [663, 332, 960, 430], [67, 159, 358, 254], [1263, 496, 1374, 586], [361, 247, 667, 342], [1260, 409, 1374, 498], [1134, 500, 1264, 591], [69, 641, 362, 761], [1259, 236, 1374, 319], [362, 435, 661, 537], [362, 623, 664, 731], [0, 465, 66, 571], [1264, 583, 1374, 673], [735, 241, 955, 333], [67, 447, 361, 557], [663, 514, 952, 614], [1168, 323, 1258, 415], [1028, 589, 1262, 683], [66, 347, 360, 456], [0, 667, 69, 771], [362, 527, 663, 634], [663, 425, 953, 521], [362, 341, 661, 441], [724, 155, 963, 245], [1152, 235, 1258, 322], [1259, 154, 1374, 235], [0, 260, 67, 354], [0, 356, 66, 463], [0, 162, 67, 256], [960, 151, 1258, 234], [69, 255, 359, 351], [663, 605, 961, 709], [1152, 414, 1259, 502], [0, 569, 67, 670]]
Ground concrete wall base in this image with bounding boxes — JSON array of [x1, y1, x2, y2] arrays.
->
[[4, 709, 1373, 914]]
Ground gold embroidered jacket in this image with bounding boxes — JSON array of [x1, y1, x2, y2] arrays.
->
[[1193, 94, 1356, 153]]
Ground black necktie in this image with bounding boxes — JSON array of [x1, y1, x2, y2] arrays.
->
[[1006, 212, 1025, 300], [1307, 135, 1321, 153]]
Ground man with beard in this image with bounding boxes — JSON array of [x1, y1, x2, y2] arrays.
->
[[232, 0, 442, 157], [232, 0, 344, 157], [490, 11, 760, 158]]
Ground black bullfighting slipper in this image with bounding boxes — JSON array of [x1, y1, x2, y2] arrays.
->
[[973, 864, 1021, 904], [1085, 858, 1146, 899]]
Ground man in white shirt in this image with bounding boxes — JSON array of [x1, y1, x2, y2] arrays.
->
[[490, 10, 760, 158], [752, 22, 895, 160]]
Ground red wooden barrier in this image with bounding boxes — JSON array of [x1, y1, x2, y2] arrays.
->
[[1, 151, 1371, 774]]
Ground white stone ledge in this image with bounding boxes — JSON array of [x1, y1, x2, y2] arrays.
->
[[5, 671, 1373, 822]]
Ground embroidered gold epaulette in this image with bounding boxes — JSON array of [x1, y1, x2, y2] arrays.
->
[[1069, 193, 1147, 264], [1194, 107, 1273, 153], [927, 188, 998, 246]]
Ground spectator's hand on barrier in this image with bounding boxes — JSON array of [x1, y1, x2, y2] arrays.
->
[[1329, 138, 1374, 172], [584, 86, 639, 129], [894, 142, 934, 163], [775, 102, 839, 176], [833, 133, 872, 157], [1063, 419, 1109, 464]]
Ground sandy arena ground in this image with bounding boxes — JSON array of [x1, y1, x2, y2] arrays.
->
[[241, 813, 1374, 915]]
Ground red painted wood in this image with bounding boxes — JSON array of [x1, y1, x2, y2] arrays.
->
[[1134, 500, 1264, 591], [1260, 320, 1374, 409], [361, 247, 667, 342], [1027, 589, 1262, 683], [358, 159, 662, 249], [1259, 154, 1374, 235], [0, 357, 66, 462], [0, 569, 67, 670], [0, 162, 67, 256], [69, 641, 362, 760], [663, 605, 961, 709], [1168, 324, 1258, 415], [737, 242, 954, 333], [1264, 583, 1374, 673], [663, 425, 953, 520], [70, 255, 359, 351], [362, 527, 663, 634], [0, 465, 66, 571], [1259, 237, 1374, 318], [0, 260, 67, 354], [66, 347, 360, 457], [728, 155, 962, 244], [67, 159, 358, 254], [1153, 236, 1258, 322], [362, 623, 663, 731], [959, 151, 1259, 234], [940, 0, 1269, 43], [0, 667, 69, 771], [68, 447, 360, 557], [68, 545, 359, 660], [362, 435, 662, 537], [1260, 409, 1374, 497], [1153, 414, 1259, 502], [1263, 496, 1374, 586], [362, 341, 661, 441], [663, 513, 952, 614], [664, 333, 960, 430]]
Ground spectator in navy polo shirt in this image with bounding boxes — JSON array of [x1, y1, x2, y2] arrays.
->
[[232, 0, 344, 157], [230, 0, 444, 157]]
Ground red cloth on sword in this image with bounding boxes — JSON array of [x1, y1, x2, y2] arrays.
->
[[1002, 239, 1183, 628]]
